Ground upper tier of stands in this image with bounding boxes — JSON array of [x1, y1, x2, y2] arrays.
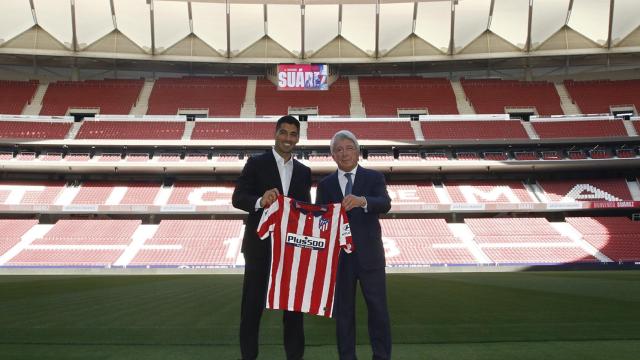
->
[[0, 80, 38, 115], [255, 77, 350, 116], [358, 77, 458, 116], [420, 120, 529, 140], [564, 79, 640, 114], [147, 77, 247, 117], [76, 120, 185, 140], [461, 79, 563, 115], [531, 119, 628, 139], [40, 79, 143, 116], [192, 121, 275, 140], [307, 120, 414, 140]]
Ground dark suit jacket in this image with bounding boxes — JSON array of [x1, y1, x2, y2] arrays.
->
[[232, 151, 312, 260], [315, 165, 391, 270]]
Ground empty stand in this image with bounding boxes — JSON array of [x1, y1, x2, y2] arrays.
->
[[307, 120, 414, 140], [589, 149, 612, 159], [541, 151, 562, 160], [40, 79, 143, 116], [0, 180, 65, 205], [71, 182, 161, 205], [147, 76, 246, 117], [616, 148, 636, 158], [421, 120, 529, 140], [130, 220, 243, 266], [445, 181, 535, 203], [531, 119, 628, 139], [387, 183, 439, 205], [359, 77, 458, 116], [425, 152, 448, 161], [157, 153, 181, 162], [514, 151, 538, 161], [456, 152, 480, 160], [567, 217, 640, 262], [0, 80, 38, 115], [380, 219, 477, 265], [40, 152, 63, 161], [564, 80, 640, 114], [255, 77, 350, 116], [64, 153, 91, 161], [192, 121, 275, 140], [537, 179, 632, 202], [465, 218, 595, 264], [0, 219, 38, 255], [0, 120, 71, 139], [166, 182, 234, 206], [567, 150, 587, 160], [483, 152, 509, 160], [461, 79, 562, 115], [32, 219, 141, 245], [76, 120, 185, 140]]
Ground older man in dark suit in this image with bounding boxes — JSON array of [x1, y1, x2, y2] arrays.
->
[[315, 130, 392, 360], [232, 115, 311, 360]]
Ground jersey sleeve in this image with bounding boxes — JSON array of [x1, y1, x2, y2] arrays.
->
[[338, 207, 354, 253], [256, 195, 281, 240]]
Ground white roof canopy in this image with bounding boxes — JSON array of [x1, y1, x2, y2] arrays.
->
[[0, 0, 638, 63]]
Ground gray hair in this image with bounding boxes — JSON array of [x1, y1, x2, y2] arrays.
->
[[330, 130, 359, 153]]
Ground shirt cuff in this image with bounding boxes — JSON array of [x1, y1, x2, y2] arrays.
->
[[255, 197, 262, 211]]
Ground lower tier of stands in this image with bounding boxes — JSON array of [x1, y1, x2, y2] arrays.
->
[[0, 178, 636, 211], [0, 217, 637, 268]]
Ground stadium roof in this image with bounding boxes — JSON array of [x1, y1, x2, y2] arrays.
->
[[0, 0, 639, 64]]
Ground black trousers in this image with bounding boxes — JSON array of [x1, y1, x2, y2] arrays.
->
[[239, 255, 305, 360], [335, 253, 391, 360]]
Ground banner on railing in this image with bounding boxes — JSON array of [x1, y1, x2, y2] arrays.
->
[[277, 64, 328, 91]]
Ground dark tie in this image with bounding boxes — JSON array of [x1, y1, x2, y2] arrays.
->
[[344, 173, 353, 196]]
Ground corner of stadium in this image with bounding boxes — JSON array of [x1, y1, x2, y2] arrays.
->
[[0, 1, 638, 359]]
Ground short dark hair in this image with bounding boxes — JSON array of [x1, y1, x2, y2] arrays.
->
[[275, 115, 300, 133]]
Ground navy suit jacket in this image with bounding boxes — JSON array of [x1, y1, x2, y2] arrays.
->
[[232, 151, 312, 261], [315, 165, 391, 270]]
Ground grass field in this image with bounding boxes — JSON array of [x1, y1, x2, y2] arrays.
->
[[0, 270, 638, 359]]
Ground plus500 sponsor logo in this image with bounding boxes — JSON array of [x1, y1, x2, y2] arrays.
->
[[286, 233, 326, 250]]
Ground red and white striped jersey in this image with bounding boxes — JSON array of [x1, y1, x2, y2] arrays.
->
[[257, 195, 353, 318]]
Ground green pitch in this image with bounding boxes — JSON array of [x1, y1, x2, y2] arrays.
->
[[0, 270, 638, 359]]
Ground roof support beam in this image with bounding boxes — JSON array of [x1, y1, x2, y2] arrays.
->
[[525, 0, 533, 52], [301, 1, 306, 59], [607, 0, 615, 48], [29, 0, 37, 25], [448, 0, 456, 55], [150, 0, 156, 55], [71, 0, 78, 51], [188, 1, 193, 34], [375, 0, 380, 58], [566, 0, 574, 25], [412, 2, 418, 34], [110, 0, 117, 29], [487, 0, 495, 29], [226, 0, 230, 57], [338, 4, 342, 35], [263, 4, 268, 36]]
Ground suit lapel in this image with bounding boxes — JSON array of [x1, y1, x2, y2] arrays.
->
[[290, 159, 302, 195], [330, 171, 343, 201], [266, 151, 284, 194], [351, 165, 365, 196]]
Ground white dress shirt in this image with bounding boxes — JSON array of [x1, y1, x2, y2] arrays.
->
[[255, 148, 294, 210], [337, 165, 358, 196]]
